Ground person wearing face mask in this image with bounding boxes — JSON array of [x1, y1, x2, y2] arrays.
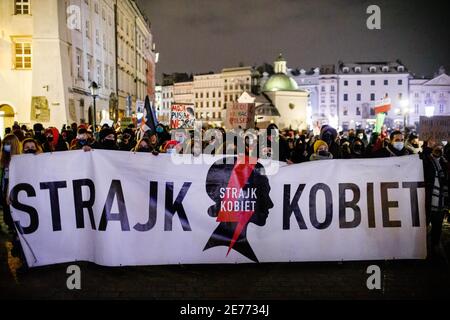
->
[[355, 129, 369, 148], [42, 127, 68, 153], [310, 139, 333, 161], [371, 130, 411, 158], [320, 125, 341, 159], [351, 138, 366, 159], [423, 142, 449, 256], [21, 138, 43, 155], [70, 127, 97, 151], [405, 133, 422, 155], [132, 137, 159, 155], [98, 127, 118, 151], [0, 134, 21, 233]]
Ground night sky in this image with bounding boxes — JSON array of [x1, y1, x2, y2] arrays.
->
[[136, 0, 450, 83]]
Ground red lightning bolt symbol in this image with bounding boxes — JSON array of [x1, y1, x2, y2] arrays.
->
[[216, 156, 257, 256]]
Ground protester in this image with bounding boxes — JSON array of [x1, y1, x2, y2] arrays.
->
[[310, 139, 333, 161], [371, 130, 411, 158], [42, 127, 69, 152], [0, 134, 21, 232], [405, 133, 421, 155], [22, 138, 43, 155], [422, 141, 449, 255], [98, 127, 118, 150]]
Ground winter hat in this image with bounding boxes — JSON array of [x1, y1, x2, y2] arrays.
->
[[99, 127, 116, 141], [314, 139, 328, 153]]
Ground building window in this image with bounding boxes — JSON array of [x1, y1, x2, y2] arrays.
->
[[87, 55, 93, 81], [343, 107, 348, 116], [75, 49, 83, 78], [96, 29, 100, 45], [371, 80, 375, 86], [218, 92, 221, 98], [343, 94, 348, 101], [13, 38, 32, 69], [356, 107, 361, 116], [212, 92, 215, 98], [357, 80, 361, 86], [206, 101, 209, 108], [440, 104, 445, 113], [86, 20, 91, 38], [415, 104, 419, 114], [206, 92, 209, 98], [15, 0, 30, 15], [212, 112, 216, 119], [219, 101, 221, 108], [344, 80, 348, 86], [357, 94, 361, 101], [321, 86, 325, 92], [415, 93, 419, 98], [331, 85, 335, 92], [371, 93, 375, 101], [370, 108, 375, 116], [398, 93, 403, 100], [398, 79, 403, 85], [384, 80, 388, 85], [195, 93, 198, 99], [104, 65, 108, 88]]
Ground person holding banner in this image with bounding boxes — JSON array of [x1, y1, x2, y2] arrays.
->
[[21, 138, 43, 155], [310, 139, 333, 161], [423, 142, 449, 254], [371, 130, 411, 158], [0, 134, 21, 233]]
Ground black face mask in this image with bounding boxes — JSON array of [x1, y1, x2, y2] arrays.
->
[[353, 144, 363, 153], [103, 139, 116, 148], [138, 147, 150, 153], [318, 150, 330, 157], [47, 136, 54, 142], [24, 149, 36, 154], [79, 139, 87, 146], [412, 143, 420, 149]]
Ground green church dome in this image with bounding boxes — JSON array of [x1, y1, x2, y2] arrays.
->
[[262, 73, 299, 92]]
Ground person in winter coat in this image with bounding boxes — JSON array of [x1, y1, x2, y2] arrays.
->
[[42, 127, 69, 152], [310, 139, 333, 161], [371, 130, 411, 158]]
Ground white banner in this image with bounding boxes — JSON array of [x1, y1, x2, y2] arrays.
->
[[9, 151, 427, 267]]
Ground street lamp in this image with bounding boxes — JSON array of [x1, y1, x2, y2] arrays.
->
[[400, 99, 410, 130], [89, 81, 99, 131]]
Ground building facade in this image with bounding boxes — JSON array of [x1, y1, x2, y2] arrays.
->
[[409, 67, 450, 126], [173, 81, 194, 105], [337, 61, 410, 130], [161, 84, 173, 124], [0, 0, 155, 132], [193, 73, 224, 125], [221, 67, 259, 111]]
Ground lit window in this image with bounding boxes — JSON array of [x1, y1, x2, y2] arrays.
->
[[76, 49, 83, 78], [13, 38, 32, 69], [15, 0, 30, 15]]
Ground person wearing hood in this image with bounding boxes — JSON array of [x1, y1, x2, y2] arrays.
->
[[33, 123, 46, 146], [42, 127, 69, 152], [99, 127, 118, 150], [320, 125, 341, 159], [12, 123, 25, 142], [351, 138, 367, 159], [405, 133, 421, 155], [339, 138, 352, 159], [266, 123, 289, 162], [371, 130, 411, 158], [310, 139, 333, 161]]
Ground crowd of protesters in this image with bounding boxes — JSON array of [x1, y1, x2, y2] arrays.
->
[[0, 120, 449, 269]]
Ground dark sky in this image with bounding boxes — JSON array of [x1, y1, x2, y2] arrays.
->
[[136, 0, 450, 83]]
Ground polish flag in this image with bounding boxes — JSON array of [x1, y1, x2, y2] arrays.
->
[[374, 97, 391, 114]]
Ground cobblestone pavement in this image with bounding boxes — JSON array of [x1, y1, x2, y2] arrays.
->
[[1, 212, 449, 300]]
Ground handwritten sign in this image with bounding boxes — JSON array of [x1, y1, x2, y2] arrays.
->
[[171, 104, 195, 129], [419, 116, 450, 141], [225, 103, 255, 129]]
